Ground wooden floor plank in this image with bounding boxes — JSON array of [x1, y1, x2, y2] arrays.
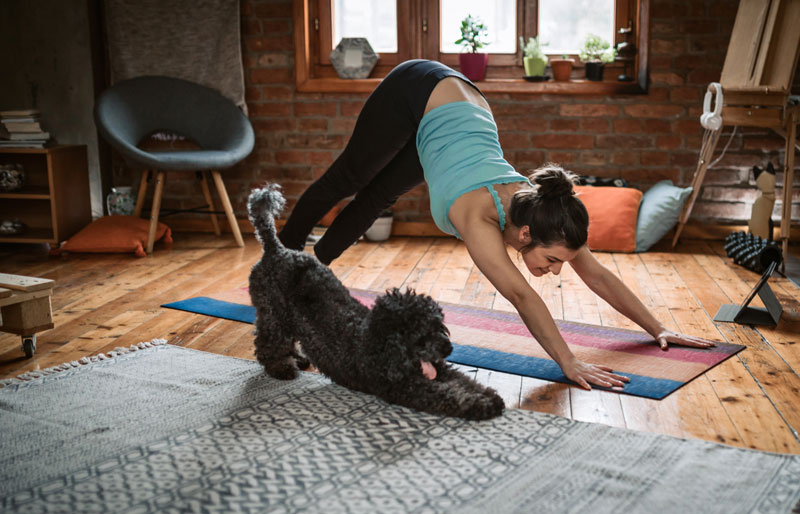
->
[[1, 234, 798, 455], [641, 251, 799, 453]]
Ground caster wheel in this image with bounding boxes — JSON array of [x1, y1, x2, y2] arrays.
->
[[22, 335, 37, 358]]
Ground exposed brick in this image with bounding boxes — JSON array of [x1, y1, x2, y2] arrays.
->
[[298, 119, 328, 131], [623, 104, 684, 118], [743, 136, 786, 151], [656, 135, 682, 150], [613, 119, 643, 133], [249, 102, 292, 117], [245, 86, 261, 102], [680, 20, 718, 34], [546, 151, 578, 164], [651, 38, 686, 55], [257, 53, 293, 67], [581, 151, 607, 165], [340, 101, 365, 117], [641, 151, 670, 166], [650, 72, 684, 85], [307, 151, 334, 166], [252, 119, 296, 132], [595, 135, 653, 149], [243, 19, 262, 35], [549, 119, 580, 131], [580, 119, 610, 133], [251, 68, 291, 84], [499, 132, 531, 149], [275, 150, 309, 164], [624, 168, 681, 183], [515, 151, 547, 166], [262, 19, 291, 33], [293, 102, 338, 117], [559, 104, 620, 117], [532, 134, 594, 149], [670, 87, 702, 103], [611, 151, 639, 166], [247, 35, 293, 52], [261, 85, 293, 101], [643, 119, 672, 133]]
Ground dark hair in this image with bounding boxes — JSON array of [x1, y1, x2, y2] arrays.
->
[[508, 163, 589, 251]]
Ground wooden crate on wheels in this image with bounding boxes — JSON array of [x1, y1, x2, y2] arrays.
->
[[0, 273, 54, 358]]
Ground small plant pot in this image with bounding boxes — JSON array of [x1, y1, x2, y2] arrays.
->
[[584, 61, 605, 81], [550, 58, 574, 82], [458, 53, 489, 81], [364, 211, 393, 242], [523, 56, 547, 77]]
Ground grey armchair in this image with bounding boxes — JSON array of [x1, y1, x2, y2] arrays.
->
[[94, 75, 254, 253]]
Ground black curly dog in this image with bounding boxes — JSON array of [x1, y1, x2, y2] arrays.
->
[[247, 184, 504, 420]]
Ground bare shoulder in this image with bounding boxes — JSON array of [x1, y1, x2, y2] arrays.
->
[[425, 77, 491, 114], [448, 188, 498, 238]]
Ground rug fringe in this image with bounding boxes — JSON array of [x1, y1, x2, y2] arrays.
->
[[0, 339, 168, 388]]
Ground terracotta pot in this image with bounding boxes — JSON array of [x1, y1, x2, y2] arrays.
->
[[458, 53, 489, 81], [550, 58, 574, 82]]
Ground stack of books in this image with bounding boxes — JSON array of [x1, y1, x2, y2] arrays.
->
[[0, 109, 50, 148]]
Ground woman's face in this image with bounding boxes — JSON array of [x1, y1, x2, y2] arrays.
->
[[512, 225, 579, 277], [521, 244, 577, 277]]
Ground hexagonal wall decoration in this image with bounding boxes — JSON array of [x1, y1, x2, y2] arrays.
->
[[330, 37, 379, 79]]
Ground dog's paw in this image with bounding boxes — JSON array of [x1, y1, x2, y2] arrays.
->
[[461, 389, 505, 420]]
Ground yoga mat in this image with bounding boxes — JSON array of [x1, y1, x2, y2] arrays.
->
[[162, 288, 745, 399], [3, 343, 797, 513]]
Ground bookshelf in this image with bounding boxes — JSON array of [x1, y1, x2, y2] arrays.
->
[[0, 145, 91, 246]]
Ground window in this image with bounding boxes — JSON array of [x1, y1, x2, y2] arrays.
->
[[293, 0, 648, 93]]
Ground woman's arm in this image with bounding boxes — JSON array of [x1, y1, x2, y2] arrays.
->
[[569, 246, 717, 350], [458, 219, 629, 389]]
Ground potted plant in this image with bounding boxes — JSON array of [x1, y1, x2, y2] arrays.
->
[[455, 14, 489, 81], [364, 209, 393, 242], [550, 54, 575, 82], [579, 33, 616, 81], [519, 36, 548, 77]]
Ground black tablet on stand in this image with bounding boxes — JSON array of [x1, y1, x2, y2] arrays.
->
[[713, 261, 782, 326]]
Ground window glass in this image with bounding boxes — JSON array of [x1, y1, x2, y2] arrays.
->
[[538, 0, 615, 55], [332, 0, 398, 53], [440, 0, 517, 54]]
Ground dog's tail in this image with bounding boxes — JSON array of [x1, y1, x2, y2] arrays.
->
[[247, 183, 286, 254]]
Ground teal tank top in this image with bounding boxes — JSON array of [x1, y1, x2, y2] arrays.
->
[[416, 101, 530, 239]]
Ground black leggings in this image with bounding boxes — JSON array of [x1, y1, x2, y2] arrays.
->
[[278, 60, 485, 264]]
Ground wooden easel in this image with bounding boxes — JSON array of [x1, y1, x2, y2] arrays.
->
[[672, 0, 800, 265]]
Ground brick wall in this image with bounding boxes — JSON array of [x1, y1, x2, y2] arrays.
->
[[117, 0, 800, 228]]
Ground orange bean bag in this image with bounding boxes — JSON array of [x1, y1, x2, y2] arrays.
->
[[51, 215, 172, 257]]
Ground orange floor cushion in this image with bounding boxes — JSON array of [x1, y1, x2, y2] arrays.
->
[[52, 215, 172, 257], [574, 186, 642, 253]]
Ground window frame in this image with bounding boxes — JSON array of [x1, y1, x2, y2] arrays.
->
[[293, 0, 649, 94]]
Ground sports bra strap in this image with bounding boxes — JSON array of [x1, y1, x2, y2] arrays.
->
[[486, 184, 507, 232]]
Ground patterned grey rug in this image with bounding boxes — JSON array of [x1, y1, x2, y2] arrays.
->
[[1, 342, 798, 513]]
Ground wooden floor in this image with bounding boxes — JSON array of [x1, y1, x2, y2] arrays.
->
[[2, 234, 799, 454]]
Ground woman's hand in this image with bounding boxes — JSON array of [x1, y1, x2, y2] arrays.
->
[[561, 358, 630, 390], [654, 329, 718, 351]]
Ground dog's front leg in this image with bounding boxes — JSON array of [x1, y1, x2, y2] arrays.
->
[[253, 314, 299, 380]]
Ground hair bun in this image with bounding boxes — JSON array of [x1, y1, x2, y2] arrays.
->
[[529, 163, 577, 199]]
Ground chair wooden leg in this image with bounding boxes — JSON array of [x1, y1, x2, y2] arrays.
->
[[199, 171, 221, 236], [780, 112, 796, 270], [211, 170, 244, 247], [147, 171, 166, 254], [133, 170, 150, 218], [672, 129, 722, 247]]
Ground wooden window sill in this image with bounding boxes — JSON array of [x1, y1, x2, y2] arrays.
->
[[295, 76, 646, 95]]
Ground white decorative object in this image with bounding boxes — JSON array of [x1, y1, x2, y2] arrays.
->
[[330, 38, 379, 79], [106, 186, 135, 215], [364, 211, 393, 241]]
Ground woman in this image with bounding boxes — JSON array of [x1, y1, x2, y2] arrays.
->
[[279, 60, 716, 390]]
